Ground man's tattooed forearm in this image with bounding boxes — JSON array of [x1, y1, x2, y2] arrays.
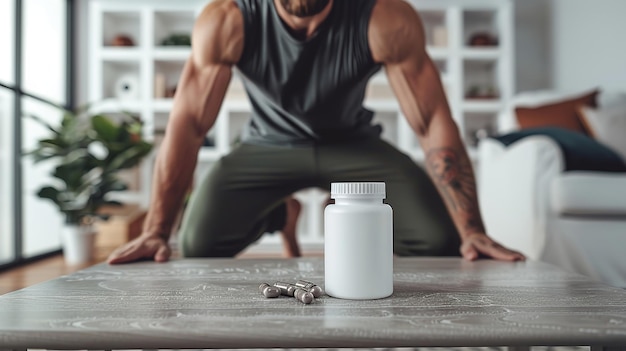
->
[[464, 216, 485, 234], [426, 147, 485, 233]]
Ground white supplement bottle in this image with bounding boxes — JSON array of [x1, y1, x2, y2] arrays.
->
[[324, 182, 393, 299]]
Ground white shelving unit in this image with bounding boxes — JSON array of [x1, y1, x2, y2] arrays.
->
[[87, 0, 514, 254], [407, 0, 515, 153], [88, 0, 206, 210]]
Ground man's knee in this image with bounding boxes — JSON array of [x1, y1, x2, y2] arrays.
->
[[179, 217, 268, 258], [180, 234, 241, 258], [393, 228, 460, 257]]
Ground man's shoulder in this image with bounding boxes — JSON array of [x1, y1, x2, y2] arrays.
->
[[371, 0, 424, 36], [194, 0, 244, 65], [197, 0, 243, 33], [369, 0, 425, 63]]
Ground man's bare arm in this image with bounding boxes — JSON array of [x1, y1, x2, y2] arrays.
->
[[369, 0, 524, 261], [108, 0, 243, 264]]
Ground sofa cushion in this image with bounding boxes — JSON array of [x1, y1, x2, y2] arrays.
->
[[579, 102, 626, 161], [515, 89, 599, 135], [492, 127, 626, 172], [551, 172, 626, 216]]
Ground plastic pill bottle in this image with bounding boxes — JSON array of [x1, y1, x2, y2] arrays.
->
[[324, 182, 393, 300]]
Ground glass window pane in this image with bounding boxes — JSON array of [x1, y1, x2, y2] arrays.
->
[[22, 0, 66, 104], [0, 0, 15, 84], [0, 90, 16, 263], [21, 0, 68, 258], [22, 97, 64, 257]]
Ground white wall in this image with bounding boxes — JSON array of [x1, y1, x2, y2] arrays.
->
[[514, 0, 552, 93], [552, 0, 626, 92]]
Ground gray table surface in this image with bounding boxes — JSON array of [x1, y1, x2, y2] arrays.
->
[[0, 257, 625, 350]]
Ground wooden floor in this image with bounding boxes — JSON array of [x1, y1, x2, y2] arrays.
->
[[0, 247, 110, 295], [0, 246, 292, 295]]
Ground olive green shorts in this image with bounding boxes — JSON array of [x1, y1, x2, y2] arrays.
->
[[179, 137, 460, 257]]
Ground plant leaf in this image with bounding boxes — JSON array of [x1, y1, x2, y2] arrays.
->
[[37, 186, 60, 203], [106, 142, 152, 171], [92, 115, 119, 143], [24, 113, 60, 135]]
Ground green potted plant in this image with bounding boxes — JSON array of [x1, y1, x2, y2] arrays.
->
[[25, 106, 153, 264]]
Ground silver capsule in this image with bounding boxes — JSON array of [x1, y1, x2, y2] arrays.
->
[[294, 288, 314, 304], [295, 280, 324, 298], [259, 283, 280, 298], [273, 282, 297, 297]]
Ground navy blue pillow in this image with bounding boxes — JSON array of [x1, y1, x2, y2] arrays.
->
[[491, 127, 626, 172]]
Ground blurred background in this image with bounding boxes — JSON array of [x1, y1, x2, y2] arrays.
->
[[1, 0, 624, 288]]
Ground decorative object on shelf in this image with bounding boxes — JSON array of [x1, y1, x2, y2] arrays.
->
[[468, 32, 498, 47], [432, 26, 448, 47], [154, 73, 167, 99], [466, 85, 499, 100], [111, 34, 135, 47], [20, 96, 153, 265], [166, 85, 177, 98], [469, 124, 496, 147], [114, 73, 140, 100], [161, 33, 191, 46]]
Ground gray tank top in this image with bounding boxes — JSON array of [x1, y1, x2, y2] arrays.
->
[[235, 0, 382, 146]]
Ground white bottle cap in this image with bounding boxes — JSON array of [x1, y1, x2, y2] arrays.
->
[[331, 182, 386, 199]]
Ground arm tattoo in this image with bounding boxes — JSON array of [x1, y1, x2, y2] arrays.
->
[[426, 147, 485, 234]]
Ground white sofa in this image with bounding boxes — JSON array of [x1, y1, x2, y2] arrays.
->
[[477, 91, 626, 288]]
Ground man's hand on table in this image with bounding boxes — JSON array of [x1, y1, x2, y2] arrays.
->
[[107, 235, 171, 264], [460, 233, 526, 262]]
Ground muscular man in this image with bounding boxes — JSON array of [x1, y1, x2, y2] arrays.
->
[[108, 0, 525, 264]]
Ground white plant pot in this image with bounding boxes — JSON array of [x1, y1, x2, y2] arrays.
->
[[61, 224, 96, 265]]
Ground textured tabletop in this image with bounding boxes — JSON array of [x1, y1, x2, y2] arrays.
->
[[1, 257, 625, 349]]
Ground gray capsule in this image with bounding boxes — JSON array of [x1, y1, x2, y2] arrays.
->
[[273, 282, 297, 297], [259, 283, 280, 298], [295, 280, 324, 298], [294, 288, 314, 304]]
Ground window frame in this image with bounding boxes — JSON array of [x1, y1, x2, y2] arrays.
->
[[0, 0, 75, 271]]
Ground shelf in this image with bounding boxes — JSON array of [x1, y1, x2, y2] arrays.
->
[[421, 10, 448, 49], [370, 71, 388, 85], [102, 61, 140, 101], [464, 112, 499, 147], [462, 100, 503, 113], [153, 61, 185, 99], [461, 48, 501, 60], [198, 147, 221, 162], [427, 47, 450, 60], [153, 47, 191, 61], [463, 9, 499, 48], [102, 11, 141, 47], [220, 99, 252, 112], [154, 11, 194, 47], [101, 47, 141, 61], [154, 99, 174, 112], [363, 99, 399, 112], [90, 99, 142, 114]]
